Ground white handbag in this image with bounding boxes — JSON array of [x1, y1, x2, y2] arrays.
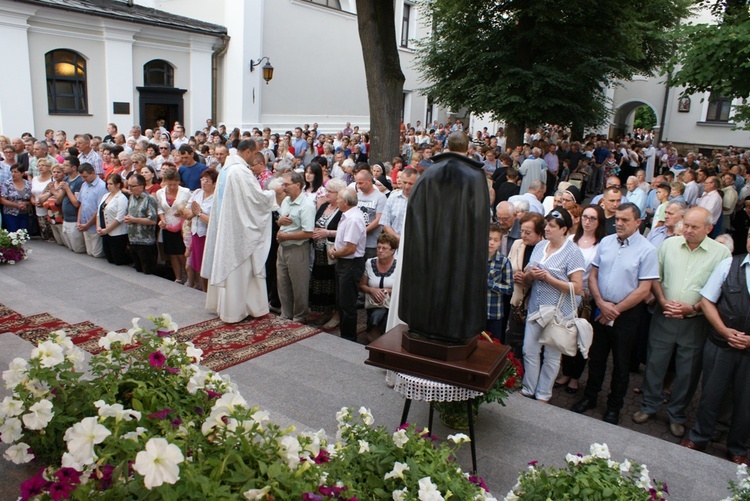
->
[[534, 283, 581, 357]]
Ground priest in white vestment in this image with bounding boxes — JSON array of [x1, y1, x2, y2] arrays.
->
[[202, 141, 277, 322]]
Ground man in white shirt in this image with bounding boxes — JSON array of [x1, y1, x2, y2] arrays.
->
[[697, 176, 723, 234]]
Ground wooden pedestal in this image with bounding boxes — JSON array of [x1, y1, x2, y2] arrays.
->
[[365, 325, 510, 393]]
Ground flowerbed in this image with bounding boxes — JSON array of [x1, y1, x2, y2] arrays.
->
[[0, 228, 30, 264], [0, 314, 496, 500]]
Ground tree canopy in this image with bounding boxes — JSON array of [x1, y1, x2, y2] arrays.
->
[[417, 0, 690, 144], [668, 0, 750, 128]]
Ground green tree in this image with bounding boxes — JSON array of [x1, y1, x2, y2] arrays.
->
[[417, 0, 690, 147], [634, 106, 657, 130], [668, 0, 750, 128]]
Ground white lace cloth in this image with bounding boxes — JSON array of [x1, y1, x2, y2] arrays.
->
[[392, 372, 484, 402]]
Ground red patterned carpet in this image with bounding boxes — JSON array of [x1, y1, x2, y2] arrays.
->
[[0, 304, 322, 372]]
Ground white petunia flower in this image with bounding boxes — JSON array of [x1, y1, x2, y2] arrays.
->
[[186, 365, 208, 394], [185, 342, 203, 363], [417, 476, 444, 501], [620, 458, 632, 474], [589, 443, 610, 459], [133, 437, 185, 490], [31, 340, 65, 368], [252, 410, 270, 427], [447, 433, 470, 444], [358, 406, 374, 426], [0, 396, 25, 418], [98, 330, 133, 351], [358, 440, 370, 453], [4, 442, 33, 464], [61, 452, 83, 471], [3, 358, 29, 389], [51, 330, 74, 350], [122, 427, 148, 442], [160, 313, 179, 332], [335, 407, 350, 425], [243, 486, 272, 500], [392, 487, 408, 501], [211, 392, 249, 416], [25, 379, 50, 398], [503, 491, 519, 501], [0, 417, 23, 444], [94, 400, 142, 423], [22, 399, 54, 430], [384, 461, 410, 480], [392, 429, 409, 448], [66, 347, 87, 372], [279, 435, 301, 469], [565, 453, 582, 465], [64, 416, 111, 465]]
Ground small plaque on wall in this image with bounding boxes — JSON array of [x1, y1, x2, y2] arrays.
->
[[113, 102, 130, 115]]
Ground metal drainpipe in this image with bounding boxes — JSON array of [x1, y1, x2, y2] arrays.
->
[[659, 71, 671, 144], [211, 35, 230, 125]]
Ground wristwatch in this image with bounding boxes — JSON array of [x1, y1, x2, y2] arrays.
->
[[691, 304, 698, 313]]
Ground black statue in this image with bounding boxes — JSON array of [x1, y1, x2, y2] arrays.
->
[[399, 136, 490, 344]]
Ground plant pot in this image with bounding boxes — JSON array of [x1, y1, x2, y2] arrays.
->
[[435, 400, 479, 430]]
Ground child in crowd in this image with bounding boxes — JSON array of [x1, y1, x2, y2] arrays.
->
[[487, 224, 514, 341], [651, 182, 672, 229]]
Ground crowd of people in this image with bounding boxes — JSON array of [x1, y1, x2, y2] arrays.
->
[[0, 118, 748, 465]]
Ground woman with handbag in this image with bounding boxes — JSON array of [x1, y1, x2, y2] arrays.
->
[[555, 204, 606, 393], [521, 208, 584, 402], [507, 212, 545, 358], [309, 178, 346, 328], [359, 233, 398, 343]]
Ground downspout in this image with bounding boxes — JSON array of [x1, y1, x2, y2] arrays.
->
[[659, 71, 671, 144], [211, 35, 230, 124]]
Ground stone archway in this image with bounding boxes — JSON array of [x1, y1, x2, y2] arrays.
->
[[610, 100, 659, 140]]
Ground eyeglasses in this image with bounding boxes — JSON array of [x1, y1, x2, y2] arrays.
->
[[581, 215, 598, 222], [159, 147, 169, 150], [520, 230, 535, 236]]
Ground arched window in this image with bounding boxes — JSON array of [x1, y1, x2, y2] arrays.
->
[[144, 60, 174, 87], [45, 49, 88, 114]]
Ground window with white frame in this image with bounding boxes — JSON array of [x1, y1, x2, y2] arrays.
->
[[401, 3, 412, 47], [45, 49, 88, 114], [706, 93, 732, 122]]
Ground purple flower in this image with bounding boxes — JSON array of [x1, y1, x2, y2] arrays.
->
[[55, 468, 81, 485], [397, 422, 410, 431], [302, 494, 324, 501], [98, 464, 114, 490], [319, 485, 348, 497], [49, 481, 74, 501], [20, 470, 51, 501], [206, 389, 221, 399], [469, 475, 489, 491], [194, 406, 204, 415], [662, 483, 669, 495], [156, 330, 171, 337], [148, 408, 173, 420], [528, 460, 539, 467], [313, 449, 330, 464], [148, 351, 166, 368], [170, 418, 183, 429], [164, 366, 179, 374]]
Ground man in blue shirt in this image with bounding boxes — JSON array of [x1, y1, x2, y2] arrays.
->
[[76, 163, 107, 257], [292, 127, 307, 160], [571, 203, 659, 425], [178, 145, 207, 191]]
